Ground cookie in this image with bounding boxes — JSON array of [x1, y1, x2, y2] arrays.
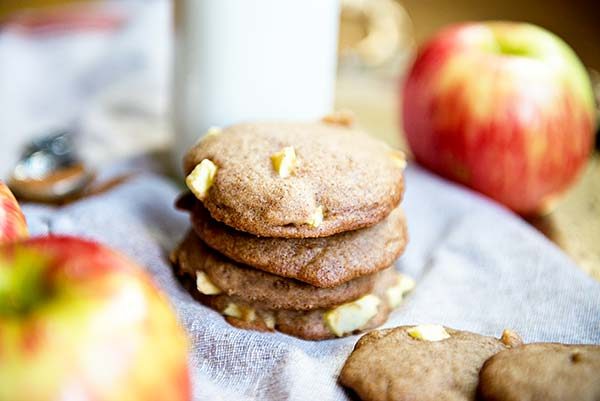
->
[[183, 198, 408, 288], [175, 261, 413, 340], [183, 122, 405, 238], [221, 297, 391, 341], [172, 231, 407, 310], [478, 343, 600, 401], [340, 326, 522, 401]]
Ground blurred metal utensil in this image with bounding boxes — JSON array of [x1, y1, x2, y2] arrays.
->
[[9, 131, 94, 203]]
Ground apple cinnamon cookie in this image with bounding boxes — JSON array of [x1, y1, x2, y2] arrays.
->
[[174, 255, 414, 341], [340, 326, 522, 401], [478, 343, 600, 401], [172, 231, 413, 311], [215, 294, 392, 341], [180, 197, 408, 288], [183, 122, 405, 238]]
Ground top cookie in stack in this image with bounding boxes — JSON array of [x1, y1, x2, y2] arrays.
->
[[172, 119, 413, 340]]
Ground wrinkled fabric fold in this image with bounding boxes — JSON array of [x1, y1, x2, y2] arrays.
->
[[22, 164, 600, 401]]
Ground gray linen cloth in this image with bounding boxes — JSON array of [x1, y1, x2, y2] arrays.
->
[[22, 164, 600, 401]]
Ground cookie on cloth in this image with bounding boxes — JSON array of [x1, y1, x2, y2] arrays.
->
[[172, 231, 413, 311], [184, 199, 408, 288], [175, 259, 414, 341], [340, 325, 522, 401], [478, 343, 600, 401], [183, 122, 406, 238]]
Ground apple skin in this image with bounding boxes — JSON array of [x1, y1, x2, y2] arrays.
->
[[0, 181, 28, 244], [402, 22, 596, 214], [0, 236, 191, 401]]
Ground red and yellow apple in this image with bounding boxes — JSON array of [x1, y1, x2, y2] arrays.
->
[[402, 22, 596, 214], [0, 181, 28, 244], [0, 236, 191, 401]]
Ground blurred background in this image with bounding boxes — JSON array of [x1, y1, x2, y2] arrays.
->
[[0, 0, 598, 275]]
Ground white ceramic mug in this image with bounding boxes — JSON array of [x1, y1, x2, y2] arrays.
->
[[172, 0, 340, 174]]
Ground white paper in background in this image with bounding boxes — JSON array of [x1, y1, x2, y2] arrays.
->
[[0, 0, 170, 178], [21, 164, 600, 401]]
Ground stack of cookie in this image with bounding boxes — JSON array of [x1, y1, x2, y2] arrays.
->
[[172, 119, 414, 340]]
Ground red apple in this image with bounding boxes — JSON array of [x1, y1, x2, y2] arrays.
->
[[0, 236, 191, 401], [0, 181, 28, 244], [402, 22, 596, 214]]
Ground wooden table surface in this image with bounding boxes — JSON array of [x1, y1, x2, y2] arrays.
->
[[336, 74, 600, 280]]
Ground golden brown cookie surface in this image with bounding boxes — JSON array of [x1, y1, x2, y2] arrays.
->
[[478, 343, 600, 401], [183, 122, 405, 238], [173, 231, 397, 310], [174, 255, 406, 341], [186, 200, 407, 288], [340, 326, 521, 401]]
